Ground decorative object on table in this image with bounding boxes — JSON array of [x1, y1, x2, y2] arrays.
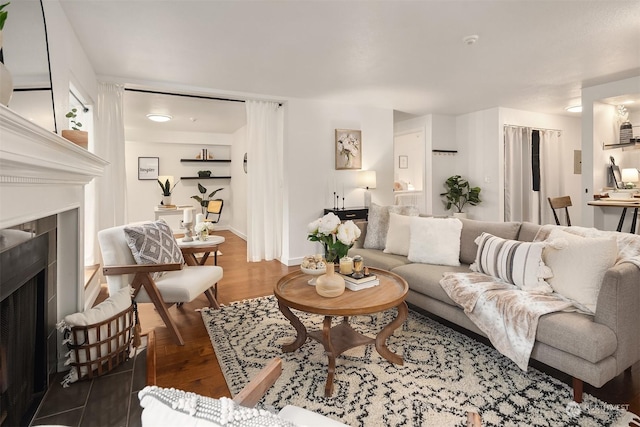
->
[[440, 174, 482, 218], [138, 157, 159, 180], [307, 212, 361, 264], [191, 183, 224, 214], [197, 170, 211, 178], [351, 255, 364, 278], [180, 207, 195, 242], [621, 168, 639, 189], [300, 254, 327, 285], [358, 170, 377, 207], [314, 262, 345, 297], [157, 175, 180, 206], [335, 129, 362, 170], [0, 2, 13, 107], [194, 221, 215, 241], [61, 108, 89, 149], [338, 256, 353, 275], [343, 271, 379, 291], [617, 105, 633, 145]]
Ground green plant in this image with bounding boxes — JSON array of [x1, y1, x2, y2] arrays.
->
[[191, 183, 223, 213], [65, 108, 83, 131], [440, 175, 481, 213], [0, 3, 9, 31], [157, 178, 180, 196]]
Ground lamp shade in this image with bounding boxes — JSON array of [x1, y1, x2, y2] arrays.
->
[[621, 168, 639, 184], [358, 170, 377, 189]]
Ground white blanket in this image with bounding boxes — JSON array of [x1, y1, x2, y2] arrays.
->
[[439, 272, 574, 371], [440, 225, 640, 372]]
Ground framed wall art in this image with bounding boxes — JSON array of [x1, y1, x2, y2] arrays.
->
[[399, 155, 408, 169], [138, 157, 159, 180], [335, 129, 362, 170]]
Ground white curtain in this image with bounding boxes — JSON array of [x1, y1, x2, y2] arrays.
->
[[246, 100, 284, 262], [89, 82, 127, 265], [504, 126, 563, 225]]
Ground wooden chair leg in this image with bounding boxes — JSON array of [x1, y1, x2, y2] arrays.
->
[[132, 273, 185, 346], [572, 377, 583, 403], [205, 286, 220, 309]]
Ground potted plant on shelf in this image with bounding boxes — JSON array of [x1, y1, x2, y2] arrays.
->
[[197, 170, 211, 178], [61, 108, 88, 149], [191, 183, 224, 214], [440, 175, 481, 218], [157, 178, 180, 206]]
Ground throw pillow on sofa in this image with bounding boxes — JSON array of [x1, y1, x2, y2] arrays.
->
[[543, 228, 617, 313], [364, 203, 419, 250], [384, 212, 414, 256], [408, 217, 462, 266], [471, 232, 554, 293]]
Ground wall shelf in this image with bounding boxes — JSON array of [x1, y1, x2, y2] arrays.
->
[[602, 141, 639, 150], [180, 176, 231, 180], [432, 149, 458, 155], [180, 159, 231, 163]]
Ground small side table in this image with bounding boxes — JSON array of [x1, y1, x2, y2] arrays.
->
[[323, 207, 368, 222], [177, 235, 225, 266]]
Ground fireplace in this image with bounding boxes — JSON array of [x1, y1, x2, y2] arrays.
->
[[0, 105, 107, 425]]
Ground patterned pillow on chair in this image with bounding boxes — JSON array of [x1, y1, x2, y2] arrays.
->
[[124, 219, 184, 267]]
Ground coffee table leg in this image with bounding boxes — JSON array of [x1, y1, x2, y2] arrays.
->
[[375, 302, 408, 365], [278, 301, 308, 352], [322, 315, 336, 397]]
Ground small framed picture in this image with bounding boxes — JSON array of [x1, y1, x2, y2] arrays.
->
[[335, 129, 362, 170], [138, 157, 159, 180], [399, 155, 408, 169]]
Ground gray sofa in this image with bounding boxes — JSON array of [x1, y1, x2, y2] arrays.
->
[[349, 218, 640, 402]]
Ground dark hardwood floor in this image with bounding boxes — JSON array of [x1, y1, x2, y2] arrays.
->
[[117, 230, 639, 417]]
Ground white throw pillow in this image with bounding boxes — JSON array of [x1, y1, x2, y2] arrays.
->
[[408, 217, 462, 266], [363, 203, 419, 250], [58, 286, 134, 385], [543, 228, 617, 313], [470, 232, 554, 293], [383, 212, 413, 256]]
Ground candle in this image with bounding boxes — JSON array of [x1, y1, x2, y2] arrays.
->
[[195, 213, 205, 225], [183, 208, 193, 224], [339, 257, 353, 275]]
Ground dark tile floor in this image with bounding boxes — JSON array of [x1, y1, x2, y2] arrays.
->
[[29, 349, 147, 427]]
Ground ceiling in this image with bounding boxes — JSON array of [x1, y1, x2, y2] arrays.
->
[[59, 1, 640, 134]]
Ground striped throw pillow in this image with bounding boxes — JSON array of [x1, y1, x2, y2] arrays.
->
[[470, 232, 553, 293]]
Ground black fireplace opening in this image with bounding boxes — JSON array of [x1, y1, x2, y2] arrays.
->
[[1, 233, 49, 427]]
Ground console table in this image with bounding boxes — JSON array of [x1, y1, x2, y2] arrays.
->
[[323, 207, 368, 221]]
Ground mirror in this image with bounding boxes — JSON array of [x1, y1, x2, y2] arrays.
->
[[1, 0, 56, 131]]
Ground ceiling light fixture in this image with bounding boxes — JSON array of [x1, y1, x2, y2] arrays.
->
[[463, 35, 479, 45], [146, 114, 172, 122], [565, 105, 582, 113]]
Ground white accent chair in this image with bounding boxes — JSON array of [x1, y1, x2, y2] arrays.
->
[[98, 224, 223, 345]]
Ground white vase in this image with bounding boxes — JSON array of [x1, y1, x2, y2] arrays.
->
[[162, 195, 172, 206], [453, 212, 468, 219], [0, 61, 13, 107], [315, 263, 345, 298]]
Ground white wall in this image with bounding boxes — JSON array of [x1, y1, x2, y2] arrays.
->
[[124, 129, 233, 231], [283, 99, 394, 265], [230, 125, 248, 238]]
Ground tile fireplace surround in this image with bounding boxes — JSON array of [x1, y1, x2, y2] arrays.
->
[[0, 105, 107, 424]]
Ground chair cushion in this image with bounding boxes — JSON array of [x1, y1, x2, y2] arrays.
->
[[135, 265, 223, 304], [124, 219, 184, 267]]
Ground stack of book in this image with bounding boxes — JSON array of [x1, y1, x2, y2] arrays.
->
[[156, 204, 177, 210], [341, 273, 379, 291]]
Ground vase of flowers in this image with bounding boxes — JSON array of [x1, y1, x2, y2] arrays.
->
[[307, 212, 361, 264], [195, 222, 215, 241]]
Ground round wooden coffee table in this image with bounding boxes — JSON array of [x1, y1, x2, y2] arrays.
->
[[274, 267, 408, 396]]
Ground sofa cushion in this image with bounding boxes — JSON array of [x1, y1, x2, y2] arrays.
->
[[408, 217, 462, 266], [517, 222, 542, 242], [392, 263, 471, 306], [543, 228, 617, 313], [348, 247, 411, 271], [363, 203, 419, 250], [459, 218, 521, 264], [471, 232, 553, 293]]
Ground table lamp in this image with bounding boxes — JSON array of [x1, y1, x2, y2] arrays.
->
[[621, 168, 639, 190], [358, 170, 377, 207]]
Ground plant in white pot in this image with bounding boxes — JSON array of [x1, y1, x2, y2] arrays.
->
[[157, 177, 180, 206], [440, 175, 481, 218], [61, 108, 89, 149]]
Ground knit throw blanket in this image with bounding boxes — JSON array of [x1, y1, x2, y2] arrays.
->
[[441, 225, 640, 372]]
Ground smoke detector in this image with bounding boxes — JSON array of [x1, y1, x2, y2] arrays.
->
[[463, 35, 479, 45]]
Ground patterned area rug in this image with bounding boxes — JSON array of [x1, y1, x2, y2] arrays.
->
[[201, 295, 634, 427]]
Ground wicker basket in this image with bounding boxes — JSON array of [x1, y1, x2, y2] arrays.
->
[[67, 304, 135, 380]]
